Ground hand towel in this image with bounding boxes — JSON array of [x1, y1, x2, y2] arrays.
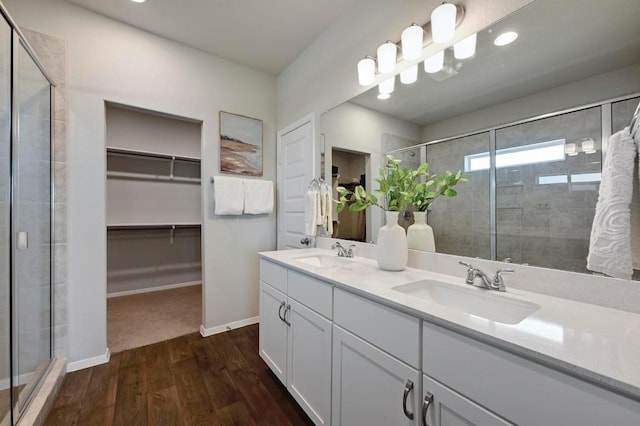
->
[[244, 179, 274, 214], [305, 190, 318, 236], [214, 176, 244, 215], [633, 129, 640, 269], [587, 128, 636, 279]]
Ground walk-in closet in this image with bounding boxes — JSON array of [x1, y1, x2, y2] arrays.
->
[[105, 103, 202, 353]]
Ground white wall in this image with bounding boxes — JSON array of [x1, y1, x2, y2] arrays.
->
[[421, 64, 640, 141], [5, 0, 277, 367]]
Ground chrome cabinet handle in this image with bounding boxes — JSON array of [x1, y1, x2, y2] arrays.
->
[[300, 237, 310, 245], [283, 304, 291, 326], [402, 379, 415, 420], [278, 301, 286, 322], [421, 392, 434, 426]]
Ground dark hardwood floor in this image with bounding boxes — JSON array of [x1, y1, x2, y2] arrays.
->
[[45, 324, 315, 425]]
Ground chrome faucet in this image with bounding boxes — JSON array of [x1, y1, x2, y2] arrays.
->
[[458, 261, 514, 292], [332, 242, 356, 258]]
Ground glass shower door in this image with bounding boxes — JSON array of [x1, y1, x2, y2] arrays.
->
[[0, 13, 11, 425], [12, 38, 52, 415]]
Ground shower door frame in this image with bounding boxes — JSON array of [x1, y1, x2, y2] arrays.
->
[[1, 1, 57, 423]]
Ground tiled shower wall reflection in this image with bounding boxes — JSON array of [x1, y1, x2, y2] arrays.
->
[[426, 132, 491, 259], [22, 29, 67, 358], [421, 96, 639, 277], [495, 107, 601, 272]]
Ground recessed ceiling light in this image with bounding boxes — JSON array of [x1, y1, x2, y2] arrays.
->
[[494, 31, 518, 47]]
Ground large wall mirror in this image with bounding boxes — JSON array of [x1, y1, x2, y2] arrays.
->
[[320, 0, 640, 279]]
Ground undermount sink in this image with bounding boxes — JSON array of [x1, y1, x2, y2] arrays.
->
[[392, 279, 541, 325], [294, 254, 354, 268]]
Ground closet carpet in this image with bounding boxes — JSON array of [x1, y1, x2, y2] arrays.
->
[[108, 285, 202, 353]]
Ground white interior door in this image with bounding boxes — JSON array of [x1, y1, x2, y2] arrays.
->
[[277, 115, 315, 249]]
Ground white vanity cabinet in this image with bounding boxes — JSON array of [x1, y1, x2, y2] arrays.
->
[[332, 288, 421, 426], [421, 375, 512, 426], [259, 260, 332, 425], [421, 321, 640, 426]]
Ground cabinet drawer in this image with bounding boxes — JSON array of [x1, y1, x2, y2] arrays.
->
[[260, 259, 287, 293], [288, 270, 333, 319], [334, 288, 420, 369], [423, 321, 640, 426]]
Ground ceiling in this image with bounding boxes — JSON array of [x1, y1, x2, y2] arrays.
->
[[349, 0, 640, 126], [65, 0, 359, 75]]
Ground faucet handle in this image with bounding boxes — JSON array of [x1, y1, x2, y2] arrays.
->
[[346, 244, 357, 257], [458, 260, 474, 270], [493, 268, 515, 292]]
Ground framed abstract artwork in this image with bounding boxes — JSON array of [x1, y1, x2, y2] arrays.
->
[[219, 111, 263, 176]]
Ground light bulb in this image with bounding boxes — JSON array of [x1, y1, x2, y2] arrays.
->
[[379, 76, 395, 94], [431, 3, 457, 44], [357, 57, 376, 86], [565, 143, 578, 156], [454, 33, 477, 59], [401, 24, 424, 61], [400, 64, 418, 84], [424, 50, 444, 73], [581, 138, 596, 154], [377, 92, 391, 100], [377, 41, 397, 74]]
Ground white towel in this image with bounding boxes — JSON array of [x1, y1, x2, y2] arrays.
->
[[305, 190, 318, 236], [214, 176, 244, 215], [633, 128, 640, 269], [587, 128, 636, 279], [244, 179, 274, 214]]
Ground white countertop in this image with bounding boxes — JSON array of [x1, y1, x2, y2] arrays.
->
[[259, 248, 640, 400]]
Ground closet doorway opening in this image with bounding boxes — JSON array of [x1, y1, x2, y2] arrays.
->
[[105, 103, 203, 353], [331, 148, 369, 242]]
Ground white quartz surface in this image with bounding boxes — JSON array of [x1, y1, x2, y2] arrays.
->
[[259, 248, 640, 399]]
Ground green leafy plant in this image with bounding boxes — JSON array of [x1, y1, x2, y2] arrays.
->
[[412, 169, 467, 212], [336, 155, 466, 213]]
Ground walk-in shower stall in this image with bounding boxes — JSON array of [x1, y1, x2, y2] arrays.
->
[[0, 4, 55, 425]]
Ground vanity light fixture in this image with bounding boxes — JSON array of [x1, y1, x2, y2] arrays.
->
[[377, 41, 398, 74], [564, 143, 579, 156], [424, 50, 445, 73], [357, 56, 376, 86], [431, 2, 457, 43], [401, 24, 424, 61], [400, 64, 418, 84], [454, 33, 477, 59], [494, 31, 518, 47], [129, 0, 147, 3], [581, 138, 596, 154], [377, 92, 391, 100]]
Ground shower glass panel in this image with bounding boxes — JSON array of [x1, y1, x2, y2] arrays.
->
[[12, 39, 52, 414], [495, 107, 602, 271], [0, 14, 10, 423], [426, 132, 491, 258]]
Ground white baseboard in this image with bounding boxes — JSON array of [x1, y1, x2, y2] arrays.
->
[[107, 281, 201, 298], [199, 316, 259, 337], [67, 348, 110, 372]]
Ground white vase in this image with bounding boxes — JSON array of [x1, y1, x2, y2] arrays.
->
[[407, 211, 436, 252], [376, 211, 408, 271]]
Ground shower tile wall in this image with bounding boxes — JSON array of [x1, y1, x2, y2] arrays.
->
[[495, 107, 602, 272], [426, 132, 491, 258], [22, 29, 67, 358], [382, 133, 420, 169]]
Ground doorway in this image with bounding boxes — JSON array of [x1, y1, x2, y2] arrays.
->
[[331, 148, 369, 242]]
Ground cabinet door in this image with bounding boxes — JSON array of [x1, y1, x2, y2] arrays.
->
[[287, 298, 332, 425], [422, 375, 512, 426], [259, 282, 288, 384], [332, 325, 420, 426]]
